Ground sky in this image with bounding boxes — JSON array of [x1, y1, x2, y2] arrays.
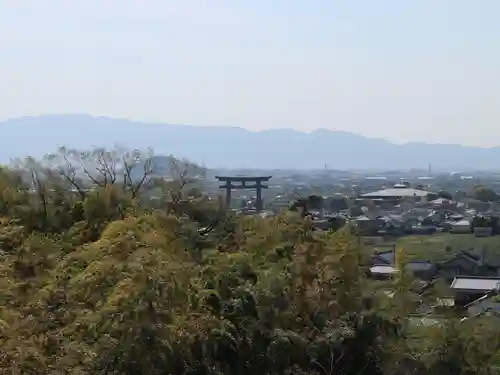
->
[[1, 0, 500, 147]]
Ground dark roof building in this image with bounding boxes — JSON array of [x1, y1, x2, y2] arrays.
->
[[372, 249, 395, 265]]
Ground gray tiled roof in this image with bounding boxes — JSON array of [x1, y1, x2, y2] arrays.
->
[[451, 277, 500, 291], [406, 261, 434, 271], [373, 250, 395, 264]]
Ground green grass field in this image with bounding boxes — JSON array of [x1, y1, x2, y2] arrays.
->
[[368, 233, 500, 263]]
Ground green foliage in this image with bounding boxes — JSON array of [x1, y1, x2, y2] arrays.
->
[[427, 192, 439, 201], [473, 185, 500, 202], [0, 148, 498, 375], [437, 190, 453, 200]]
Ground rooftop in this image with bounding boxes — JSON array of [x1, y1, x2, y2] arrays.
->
[[373, 250, 395, 264], [450, 276, 500, 292], [360, 187, 429, 198], [369, 265, 398, 274], [406, 261, 434, 271]]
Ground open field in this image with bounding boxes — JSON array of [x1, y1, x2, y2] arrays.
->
[[366, 233, 500, 262]]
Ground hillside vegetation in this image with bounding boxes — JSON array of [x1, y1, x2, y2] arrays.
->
[[1, 147, 500, 375]]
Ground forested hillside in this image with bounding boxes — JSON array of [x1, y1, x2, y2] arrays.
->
[[1, 147, 499, 375]]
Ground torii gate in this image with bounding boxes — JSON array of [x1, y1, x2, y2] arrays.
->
[[215, 176, 271, 213]]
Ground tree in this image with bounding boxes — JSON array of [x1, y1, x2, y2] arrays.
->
[[324, 195, 349, 212], [472, 185, 499, 202], [45, 146, 156, 199], [427, 192, 438, 201], [1, 147, 500, 375], [437, 191, 453, 200]]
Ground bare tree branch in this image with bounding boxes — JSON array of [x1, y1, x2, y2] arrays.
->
[[122, 148, 154, 198], [45, 148, 87, 199]]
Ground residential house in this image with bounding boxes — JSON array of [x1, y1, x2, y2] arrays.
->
[[450, 276, 500, 306], [405, 261, 437, 281], [375, 216, 407, 235], [355, 215, 380, 236], [428, 198, 457, 210], [369, 265, 398, 280], [370, 249, 437, 281], [371, 249, 395, 265], [439, 250, 500, 283], [449, 219, 471, 234], [406, 225, 437, 235], [474, 226, 493, 237]]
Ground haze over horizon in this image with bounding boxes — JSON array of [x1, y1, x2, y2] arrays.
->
[[6, 113, 500, 150], [2, 1, 500, 147]]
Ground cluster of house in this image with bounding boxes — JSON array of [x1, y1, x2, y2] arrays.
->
[[354, 182, 500, 236], [369, 246, 500, 319]]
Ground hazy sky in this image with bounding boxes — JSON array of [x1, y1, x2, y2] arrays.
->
[[1, 1, 499, 146]]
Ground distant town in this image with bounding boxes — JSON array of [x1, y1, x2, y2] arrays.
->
[[202, 167, 500, 321]]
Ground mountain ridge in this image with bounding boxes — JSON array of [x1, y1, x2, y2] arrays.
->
[[0, 114, 498, 171]]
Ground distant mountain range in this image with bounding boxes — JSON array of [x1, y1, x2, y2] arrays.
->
[[0, 114, 498, 171]]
